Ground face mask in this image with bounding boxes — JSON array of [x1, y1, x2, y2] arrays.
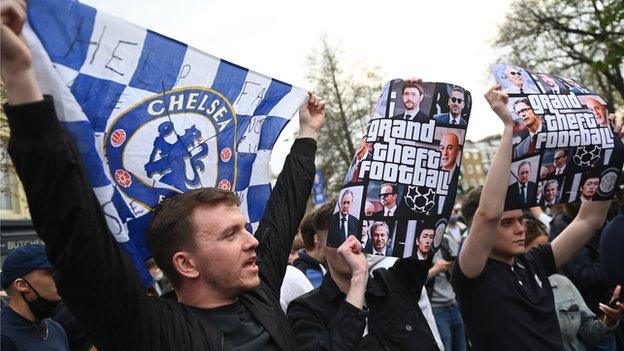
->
[[20, 279, 60, 321]]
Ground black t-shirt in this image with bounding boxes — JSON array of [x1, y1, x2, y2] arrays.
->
[[194, 301, 279, 351], [451, 244, 564, 350]]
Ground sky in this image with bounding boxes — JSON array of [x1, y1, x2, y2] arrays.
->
[[82, 0, 514, 173]]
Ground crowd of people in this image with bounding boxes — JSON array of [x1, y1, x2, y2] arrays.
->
[[1, 0, 623, 350]]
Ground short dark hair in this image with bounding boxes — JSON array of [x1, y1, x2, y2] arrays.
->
[[380, 183, 397, 194], [146, 188, 240, 288], [299, 212, 316, 250], [512, 98, 530, 111], [461, 186, 483, 227], [403, 80, 424, 96], [523, 218, 548, 246], [311, 203, 334, 232]]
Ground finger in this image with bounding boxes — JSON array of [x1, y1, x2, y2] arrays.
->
[[612, 285, 621, 300], [599, 303, 621, 318], [484, 85, 499, 99]]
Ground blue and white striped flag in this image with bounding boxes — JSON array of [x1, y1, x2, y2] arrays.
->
[[24, 0, 307, 286]]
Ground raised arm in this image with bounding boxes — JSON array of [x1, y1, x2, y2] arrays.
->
[[551, 119, 623, 268], [288, 236, 368, 350], [2, 3, 165, 349], [1, 0, 42, 105], [255, 93, 325, 293], [458, 85, 514, 278]]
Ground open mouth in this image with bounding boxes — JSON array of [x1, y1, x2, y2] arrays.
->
[[243, 256, 258, 269]]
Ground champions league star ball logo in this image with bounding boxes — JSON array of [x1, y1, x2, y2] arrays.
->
[[105, 87, 238, 209], [404, 185, 436, 213], [573, 145, 601, 167]]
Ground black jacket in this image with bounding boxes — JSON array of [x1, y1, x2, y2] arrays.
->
[[287, 258, 439, 350], [6, 97, 316, 351]]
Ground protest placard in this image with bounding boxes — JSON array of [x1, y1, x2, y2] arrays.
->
[[492, 64, 623, 209], [327, 79, 472, 260]]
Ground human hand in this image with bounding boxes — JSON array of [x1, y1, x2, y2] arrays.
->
[[599, 285, 623, 327], [298, 92, 325, 140], [1, 0, 32, 80], [434, 259, 452, 272], [337, 235, 368, 278], [484, 84, 513, 126], [428, 259, 452, 278]]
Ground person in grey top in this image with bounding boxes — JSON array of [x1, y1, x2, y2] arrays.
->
[[523, 218, 622, 351], [427, 216, 467, 351]]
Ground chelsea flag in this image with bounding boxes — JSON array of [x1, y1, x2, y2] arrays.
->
[[24, 0, 307, 286]]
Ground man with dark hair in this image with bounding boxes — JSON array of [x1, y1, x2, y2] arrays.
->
[[513, 98, 547, 158], [1, 245, 69, 350], [393, 80, 429, 122], [328, 189, 359, 248], [452, 84, 620, 350], [288, 203, 439, 350], [415, 226, 435, 260], [579, 175, 600, 202], [0, 3, 325, 349], [434, 87, 468, 126], [506, 161, 537, 207], [293, 212, 327, 288]]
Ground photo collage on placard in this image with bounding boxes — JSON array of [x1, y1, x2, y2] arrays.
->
[[328, 79, 472, 260], [492, 64, 624, 210]]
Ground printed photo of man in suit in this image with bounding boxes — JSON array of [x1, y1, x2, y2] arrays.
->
[[393, 80, 429, 122], [585, 97, 610, 127], [502, 65, 538, 94], [369, 221, 393, 256], [579, 175, 600, 203], [536, 73, 568, 95], [513, 98, 547, 158], [434, 87, 468, 126], [372, 183, 399, 217], [327, 188, 360, 248], [539, 179, 559, 206], [540, 149, 568, 178], [506, 160, 537, 207], [414, 226, 435, 260]]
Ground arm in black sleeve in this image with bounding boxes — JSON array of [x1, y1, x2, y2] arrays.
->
[[6, 97, 158, 351], [288, 299, 367, 351], [255, 138, 316, 294], [388, 257, 431, 300], [564, 246, 607, 291]]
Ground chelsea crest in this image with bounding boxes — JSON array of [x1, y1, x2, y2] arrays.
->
[[105, 87, 238, 209]]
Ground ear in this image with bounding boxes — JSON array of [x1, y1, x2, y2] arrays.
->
[[12, 278, 31, 294], [313, 233, 320, 248], [172, 251, 200, 281]]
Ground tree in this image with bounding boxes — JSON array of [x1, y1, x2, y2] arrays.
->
[[495, 0, 624, 107], [307, 37, 381, 197]]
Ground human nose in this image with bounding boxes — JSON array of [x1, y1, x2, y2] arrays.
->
[[244, 230, 259, 250]]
